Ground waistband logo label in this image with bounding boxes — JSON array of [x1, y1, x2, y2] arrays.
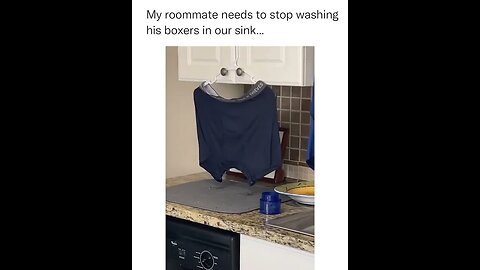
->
[[251, 81, 264, 94]]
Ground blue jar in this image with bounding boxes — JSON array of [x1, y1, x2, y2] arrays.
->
[[259, 191, 281, 215]]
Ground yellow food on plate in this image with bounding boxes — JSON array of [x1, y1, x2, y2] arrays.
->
[[288, 186, 314, 196]]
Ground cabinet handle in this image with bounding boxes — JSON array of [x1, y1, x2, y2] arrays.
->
[[236, 68, 244, 76], [220, 68, 228, 76]]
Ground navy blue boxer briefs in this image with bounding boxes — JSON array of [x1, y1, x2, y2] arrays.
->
[[193, 80, 282, 185]]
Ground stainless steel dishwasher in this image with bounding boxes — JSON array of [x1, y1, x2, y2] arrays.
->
[[166, 216, 240, 270]]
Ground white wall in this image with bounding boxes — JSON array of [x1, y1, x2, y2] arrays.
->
[[166, 46, 244, 178], [240, 235, 314, 270]]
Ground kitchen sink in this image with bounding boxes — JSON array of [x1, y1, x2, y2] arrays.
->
[[265, 209, 314, 236]]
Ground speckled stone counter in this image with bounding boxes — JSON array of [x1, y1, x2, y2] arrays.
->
[[166, 172, 315, 253]]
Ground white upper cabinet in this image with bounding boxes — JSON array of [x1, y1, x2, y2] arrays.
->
[[236, 46, 314, 86], [178, 46, 235, 84], [178, 46, 314, 86]]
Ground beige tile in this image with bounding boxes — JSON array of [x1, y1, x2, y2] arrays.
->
[[285, 164, 291, 175], [300, 150, 307, 162], [301, 112, 310, 124], [281, 86, 291, 96], [280, 122, 290, 129], [286, 165, 299, 179], [289, 136, 300, 148], [291, 111, 300, 123], [302, 87, 311, 98], [292, 87, 301, 97], [289, 149, 299, 161], [281, 110, 290, 122], [301, 137, 308, 150], [290, 124, 300, 136], [301, 124, 310, 137], [291, 165, 299, 179], [301, 99, 311, 112], [291, 98, 300, 111], [281, 97, 290, 110]]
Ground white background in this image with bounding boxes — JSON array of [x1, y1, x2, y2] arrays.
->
[[132, 0, 348, 269]]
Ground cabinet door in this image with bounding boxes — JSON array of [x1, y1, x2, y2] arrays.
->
[[178, 46, 235, 83], [236, 46, 314, 86], [240, 235, 314, 270]]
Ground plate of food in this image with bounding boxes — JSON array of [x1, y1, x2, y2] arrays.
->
[[274, 181, 314, 205]]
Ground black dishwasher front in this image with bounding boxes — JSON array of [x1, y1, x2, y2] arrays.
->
[[166, 216, 240, 270]]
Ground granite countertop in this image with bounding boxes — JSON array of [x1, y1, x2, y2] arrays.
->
[[166, 172, 314, 253]]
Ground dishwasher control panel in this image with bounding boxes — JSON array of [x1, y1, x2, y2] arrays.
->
[[166, 216, 240, 270]]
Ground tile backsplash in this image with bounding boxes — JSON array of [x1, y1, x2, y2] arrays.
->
[[244, 84, 314, 181]]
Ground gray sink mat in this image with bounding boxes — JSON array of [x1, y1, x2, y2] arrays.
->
[[166, 179, 291, 213]]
